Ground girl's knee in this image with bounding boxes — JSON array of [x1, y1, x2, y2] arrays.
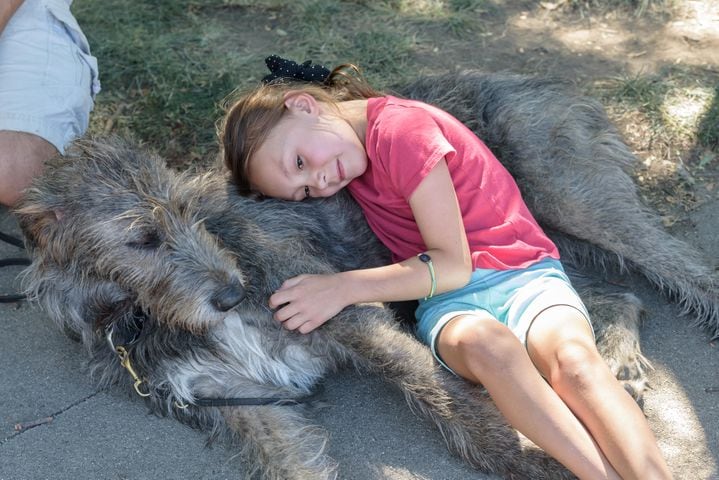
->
[[527, 305, 596, 379], [439, 315, 522, 369], [550, 340, 606, 391]]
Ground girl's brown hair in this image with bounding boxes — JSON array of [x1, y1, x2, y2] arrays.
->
[[219, 64, 383, 196]]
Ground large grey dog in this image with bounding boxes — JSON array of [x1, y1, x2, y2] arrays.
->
[[15, 72, 717, 479]]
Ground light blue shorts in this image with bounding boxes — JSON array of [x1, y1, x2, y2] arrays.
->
[[0, 0, 100, 153], [415, 258, 592, 373]]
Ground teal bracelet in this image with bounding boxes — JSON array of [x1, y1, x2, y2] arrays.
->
[[417, 252, 436, 300]]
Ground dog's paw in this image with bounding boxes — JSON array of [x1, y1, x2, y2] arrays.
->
[[606, 352, 652, 408]]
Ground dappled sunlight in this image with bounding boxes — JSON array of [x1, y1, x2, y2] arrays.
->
[[674, 0, 719, 36], [657, 1, 719, 69], [5, 1, 712, 478], [374, 0, 487, 16], [378, 464, 432, 479], [502, 0, 719, 75], [647, 363, 718, 478], [392, 0, 445, 15], [662, 86, 715, 135], [551, 26, 636, 57]]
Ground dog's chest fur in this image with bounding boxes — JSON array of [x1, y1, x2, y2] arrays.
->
[[215, 316, 329, 390]]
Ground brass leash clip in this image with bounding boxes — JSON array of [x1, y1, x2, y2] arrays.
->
[[106, 326, 150, 397], [115, 345, 151, 397]]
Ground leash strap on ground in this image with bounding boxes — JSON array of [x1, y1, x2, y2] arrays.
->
[[0, 230, 25, 248], [0, 230, 30, 303], [192, 387, 323, 407], [184, 383, 326, 408]]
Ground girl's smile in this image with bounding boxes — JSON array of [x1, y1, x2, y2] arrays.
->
[[248, 93, 368, 200]]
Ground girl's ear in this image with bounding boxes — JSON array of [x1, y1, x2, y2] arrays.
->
[[283, 92, 319, 117]]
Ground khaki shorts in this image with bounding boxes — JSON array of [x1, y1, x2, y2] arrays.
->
[[0, 0, 100, 153]]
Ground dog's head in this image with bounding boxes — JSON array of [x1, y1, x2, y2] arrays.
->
[[15, 137, 246, 336]]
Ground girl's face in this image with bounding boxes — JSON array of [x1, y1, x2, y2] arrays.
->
[[247, 93, 368, 201]]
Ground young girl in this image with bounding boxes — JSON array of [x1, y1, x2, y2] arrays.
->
[[220, 58, 672, 480]]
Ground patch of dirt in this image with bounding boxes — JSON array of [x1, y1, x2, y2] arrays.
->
[[416, 1, 719, 79], [410, 0, 719, 221]]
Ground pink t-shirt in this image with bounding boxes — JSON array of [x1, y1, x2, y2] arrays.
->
[[347, 95, 559, 271]]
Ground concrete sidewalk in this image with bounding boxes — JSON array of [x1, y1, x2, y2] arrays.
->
[[1, 202, 717, 480]]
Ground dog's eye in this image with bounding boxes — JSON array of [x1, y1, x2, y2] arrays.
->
[[126, 231, 161, 250]]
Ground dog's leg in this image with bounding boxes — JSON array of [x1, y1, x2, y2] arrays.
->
[[587, 293, 652, 406], [592, 293, 651, 406], [326, 305, 575, 480], [219, 405, 337, 480], [568, 269, 651, 406]]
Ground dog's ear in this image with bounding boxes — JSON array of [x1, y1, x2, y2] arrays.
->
[[24, 260, 132, 338], [13, 146, 85, 259], [14, 197, 66, 259]]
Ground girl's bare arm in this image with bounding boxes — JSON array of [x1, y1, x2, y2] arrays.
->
[[269, 158, 473, 332], [338, 157, 472, 304]]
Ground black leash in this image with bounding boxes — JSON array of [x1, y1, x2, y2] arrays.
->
[[0, 230, 25, 248], [0, 230, 30, 303], [191, 383, 325, 407]]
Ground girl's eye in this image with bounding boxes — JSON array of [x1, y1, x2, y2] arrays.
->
[[296, 156, 304, 170], [304, 186, 311, 198]]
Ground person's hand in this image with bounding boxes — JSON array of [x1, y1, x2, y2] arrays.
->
[[269, 273, 349, 334]]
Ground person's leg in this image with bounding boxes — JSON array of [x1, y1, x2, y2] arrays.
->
[[0, 131, 57, 207], [526, 305, 672, 480], [437, 313, 620, 480]]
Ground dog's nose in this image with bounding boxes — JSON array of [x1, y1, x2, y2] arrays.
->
[[211, 281, 245, 312]]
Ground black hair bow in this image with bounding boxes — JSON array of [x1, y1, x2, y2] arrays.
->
[[262, 55, 331, 84]]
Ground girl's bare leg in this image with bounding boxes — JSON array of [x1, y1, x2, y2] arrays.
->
[[526, 306, 672, 480], [437, 314, 621, 480]]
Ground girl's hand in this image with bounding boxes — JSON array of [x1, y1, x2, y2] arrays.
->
[[269, 273, 349, 334]]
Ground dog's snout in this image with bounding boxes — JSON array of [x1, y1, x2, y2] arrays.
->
[[211, 280, 245, 312]]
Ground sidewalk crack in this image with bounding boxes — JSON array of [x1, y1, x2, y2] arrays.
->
[[1, 389, 105, 445]]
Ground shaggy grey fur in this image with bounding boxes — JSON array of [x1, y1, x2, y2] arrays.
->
[[15, 71, 703, 479]]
